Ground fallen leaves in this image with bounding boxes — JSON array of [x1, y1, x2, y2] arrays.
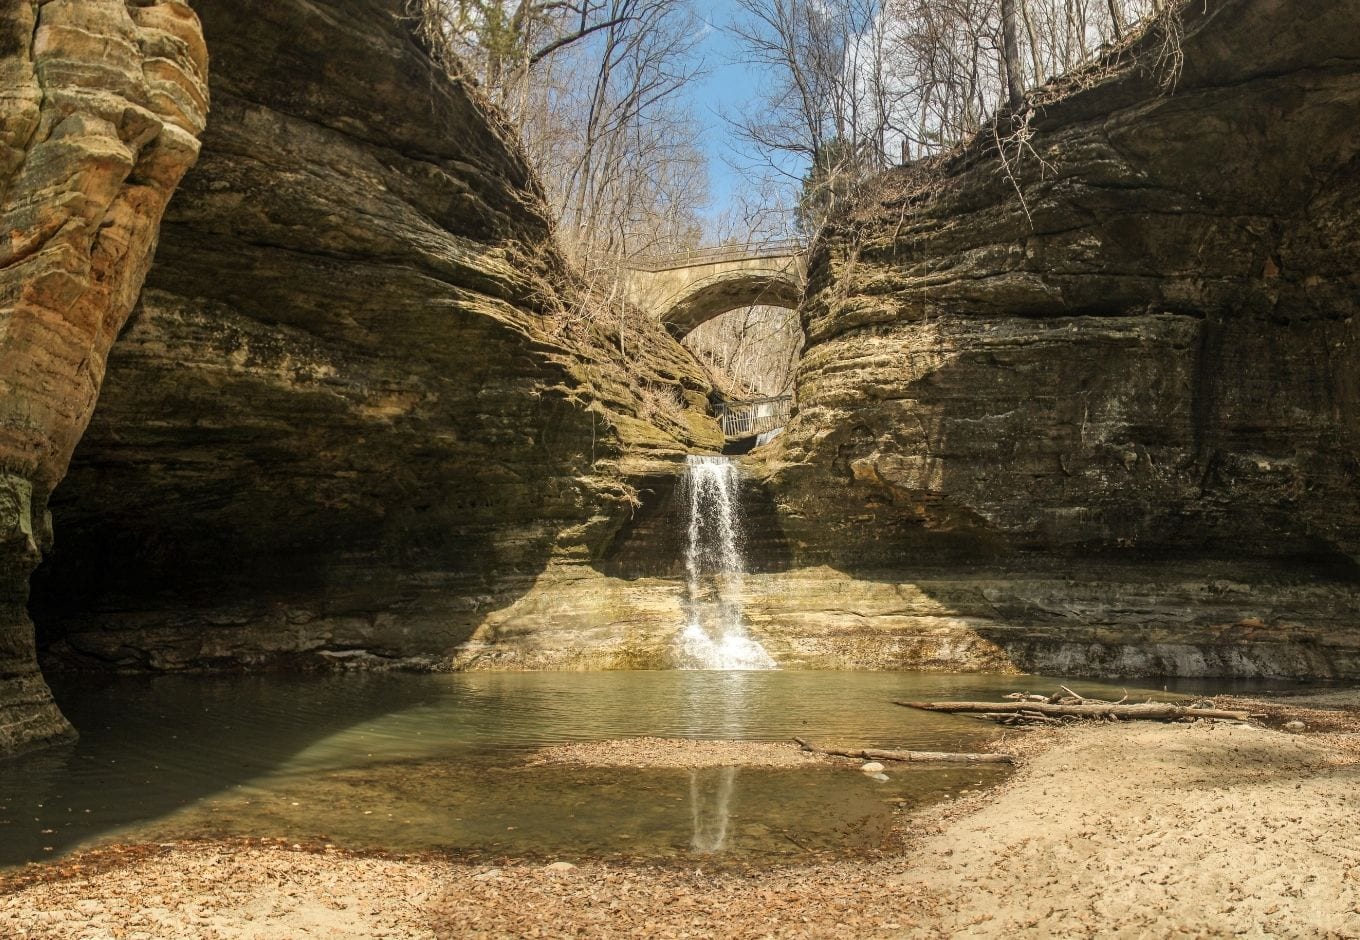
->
[[5, 702, 1360, 939]]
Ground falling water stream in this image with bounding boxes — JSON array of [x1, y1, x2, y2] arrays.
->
[[671, 456, 776, 845], [676, 455, 777, 670]]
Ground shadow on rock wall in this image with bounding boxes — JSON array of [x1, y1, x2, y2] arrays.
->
[[27, 0, 714, 678], [752, 0, 1360, 676]]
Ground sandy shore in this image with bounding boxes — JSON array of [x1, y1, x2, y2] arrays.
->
[[4, 694, 1359, 938], [524, 737, 828, 768], [903, 720, 1360, 937]]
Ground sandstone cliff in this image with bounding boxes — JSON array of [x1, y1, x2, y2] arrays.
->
[[25, 0, 719, 682], [0, 0, 207, 753], [262, 0, 1360, 679], [756, 0, 1360, 674]]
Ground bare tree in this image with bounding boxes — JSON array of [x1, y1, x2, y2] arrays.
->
[[536, 0, 707, 270], [413, 0, 708, 276], [1000, 0, 1024, 110], [725, 0, 896, 233], [683, 305, 803, 399], [412, 1, 637, 101], [726, 0, 1176, 238]]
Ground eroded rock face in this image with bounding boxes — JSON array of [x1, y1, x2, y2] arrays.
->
[[16, 0, 1352, 690], [0, 1, 207, 753], [289, 0, 1360, 679], [753, 0, 1360, 674], [29, 0, 719, 676]]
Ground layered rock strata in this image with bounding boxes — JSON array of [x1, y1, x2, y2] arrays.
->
[[28, 0, 719, 680], [0, 1, 207, 752], [452, 467, 1360, 677], [128, 0, 1360, 680], [411, 0, 1360, 679], [755, 0, 1360, 674], [17, 0, 1358, 687]]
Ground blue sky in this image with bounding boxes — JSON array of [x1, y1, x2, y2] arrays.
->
[[677, 3, 783, 236]]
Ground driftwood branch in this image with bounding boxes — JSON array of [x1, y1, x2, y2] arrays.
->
[[895, 700, 1254, 722], [793, 736, 1014, 764]]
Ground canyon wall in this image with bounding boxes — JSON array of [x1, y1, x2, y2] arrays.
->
[[755, 0, 1360, 675], [28, 0, 719, 677], [10, 0, 1358, 696], [0, 1, 207, 753], [447, 0, 1360, 677]]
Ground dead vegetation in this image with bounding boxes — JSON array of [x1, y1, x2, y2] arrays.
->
[[853, 0, 1191, 234], [898, 686, 1256, 727], [793, 736, 1014, 764]]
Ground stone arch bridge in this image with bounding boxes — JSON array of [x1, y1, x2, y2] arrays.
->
[[621, 241, 807, 336]]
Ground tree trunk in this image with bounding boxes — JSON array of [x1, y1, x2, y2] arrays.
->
[[1019, 0, 1044, 88], [1000, 0, 1025, 110], [793, 737, 1014, 764], [1107, 0, 1126, 40]]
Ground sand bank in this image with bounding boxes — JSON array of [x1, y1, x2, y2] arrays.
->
[[4, 696, 1358, 938]]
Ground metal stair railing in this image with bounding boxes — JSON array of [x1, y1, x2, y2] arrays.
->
[[713, 395, 793, 439]]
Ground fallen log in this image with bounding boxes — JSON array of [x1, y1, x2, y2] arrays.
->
[[793, 736, 1014, 764], [894, 701, 1254, 722]]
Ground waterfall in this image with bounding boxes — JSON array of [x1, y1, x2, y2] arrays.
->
[[676, 455, 776, 670]]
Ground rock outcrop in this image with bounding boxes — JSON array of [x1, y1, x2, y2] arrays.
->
[[9, 0, 1355, 699], [245, 0, 1360, 679], [0, 1, 207, 753], [26, 0, 719, 681], [755, 0, 1360, 674]]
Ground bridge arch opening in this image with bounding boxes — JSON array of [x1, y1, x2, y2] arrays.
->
[[620, 241, 806, 340], [682, 303, 803, 423], [622, 243, 807, 444]]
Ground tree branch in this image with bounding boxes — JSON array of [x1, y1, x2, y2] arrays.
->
[[529, 15, 635, 64]]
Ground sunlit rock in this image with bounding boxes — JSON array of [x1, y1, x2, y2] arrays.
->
[[0, 0, 208, 754]]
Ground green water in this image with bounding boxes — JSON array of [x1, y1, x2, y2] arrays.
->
[[0, 671, 1274, 868]]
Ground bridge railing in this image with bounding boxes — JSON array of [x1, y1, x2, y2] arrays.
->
[[627, 240, 807, 273], [714, 395, 793, 439]]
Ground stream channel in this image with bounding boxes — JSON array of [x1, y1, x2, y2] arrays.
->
[[0, 670, 1282, 870]]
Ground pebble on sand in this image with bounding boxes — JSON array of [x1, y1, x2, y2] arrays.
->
[[860, 761, 886, 774]]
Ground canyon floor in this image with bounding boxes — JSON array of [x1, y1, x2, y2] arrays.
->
[[2, 692, 1358, 939]]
